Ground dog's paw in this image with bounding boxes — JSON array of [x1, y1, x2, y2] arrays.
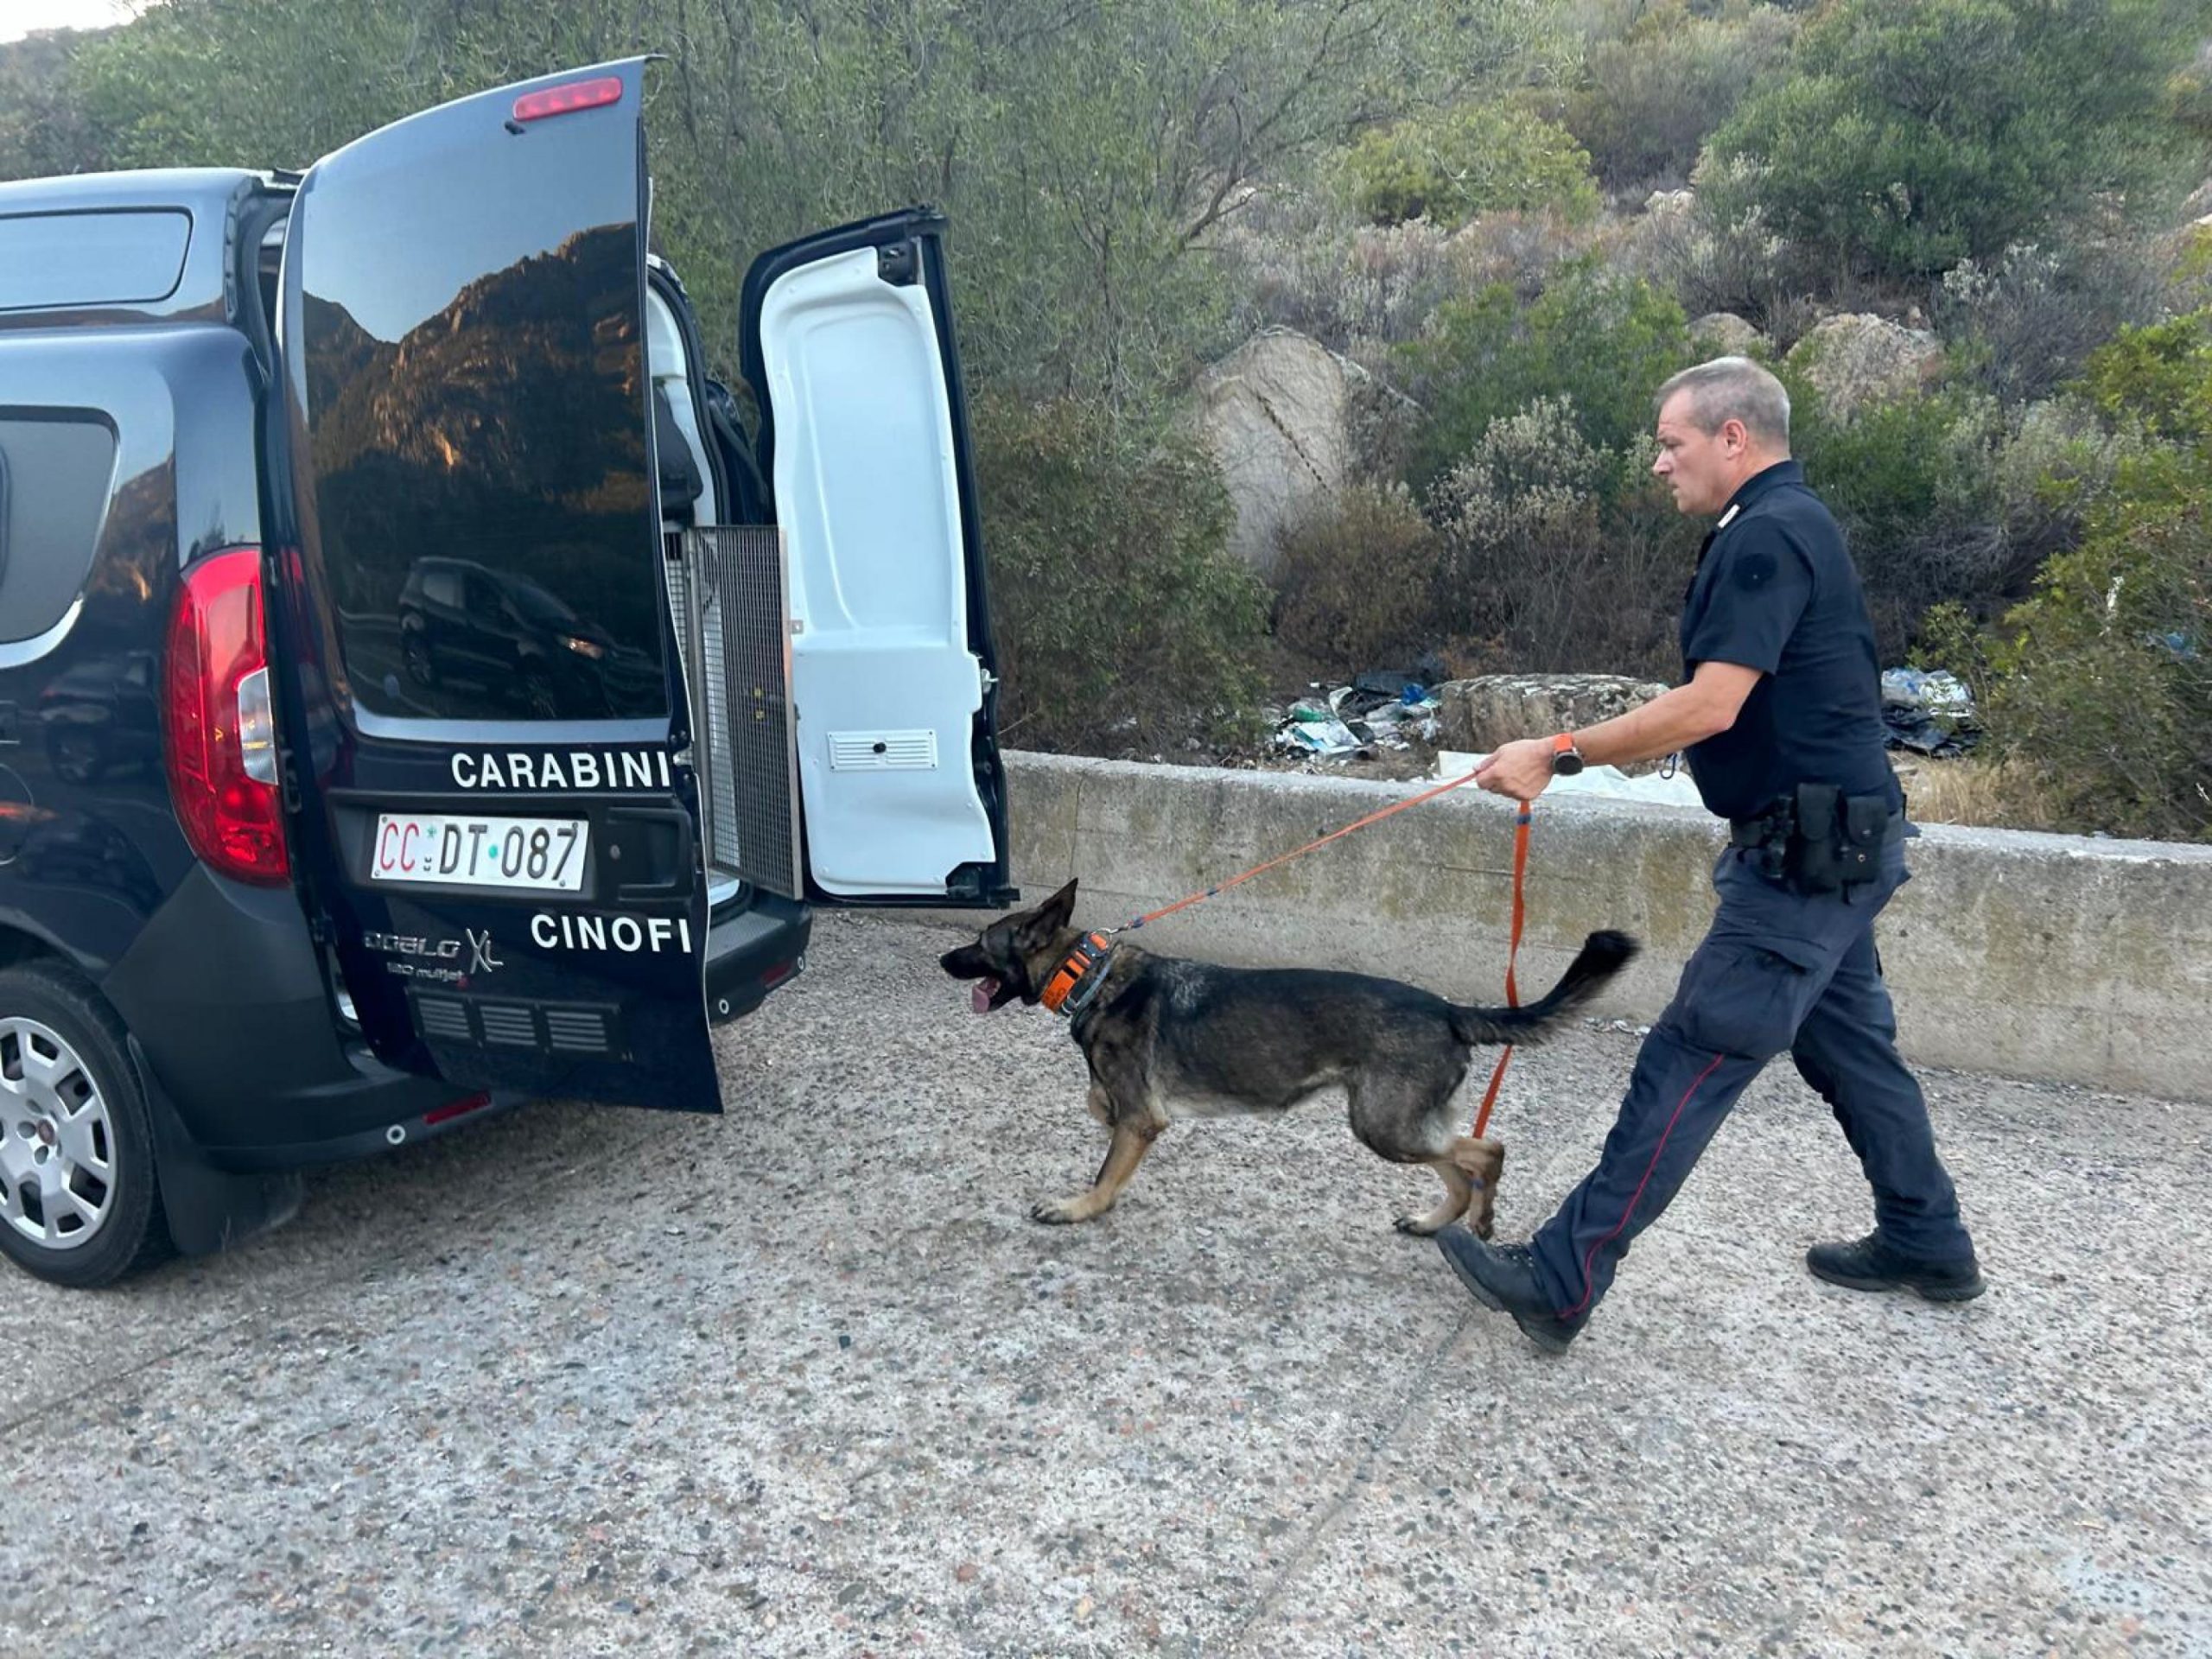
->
[[1393, 1212, 1444, 1237], [1029, 1196, 1090, 1225]]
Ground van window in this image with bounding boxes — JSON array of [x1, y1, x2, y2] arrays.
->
[[0, 211, 193, 311], [286, 87, 664, 727], [0, 416, 118, 645]]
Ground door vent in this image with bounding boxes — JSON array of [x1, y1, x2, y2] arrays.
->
[[414, 995, 472, 1043], [544, 1007, 612, 1053], [408, 991, 623, 1058], [830, 729, 937, 772], [478, 1004, 538, 1048]]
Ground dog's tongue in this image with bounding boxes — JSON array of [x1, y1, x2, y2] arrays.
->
[[971, 978, 1000, 1014]]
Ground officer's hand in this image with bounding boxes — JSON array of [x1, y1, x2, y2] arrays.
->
[[1475, 738, 1554, 802]]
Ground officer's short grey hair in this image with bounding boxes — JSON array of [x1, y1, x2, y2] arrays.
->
[[1654, 356, 1791, 450]]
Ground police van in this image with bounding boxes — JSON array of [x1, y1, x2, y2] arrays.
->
[[0, 60, 1011, 1286]]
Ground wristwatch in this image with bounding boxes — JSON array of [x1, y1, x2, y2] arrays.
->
[[1550, 733, 1586, 776]]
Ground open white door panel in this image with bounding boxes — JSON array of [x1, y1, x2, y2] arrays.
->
[[747, 218, 1010, 905]]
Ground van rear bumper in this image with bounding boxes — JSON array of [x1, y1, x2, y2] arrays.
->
[[103, 868, 808, 1173], [102, 865, 467, 1168], [703, 887, 811, 1023]]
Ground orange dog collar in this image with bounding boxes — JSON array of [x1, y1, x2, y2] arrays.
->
[[1041, 931, 1115, 1017]]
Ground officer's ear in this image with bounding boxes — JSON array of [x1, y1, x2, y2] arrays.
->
[[1719, 416, 1751, 455]]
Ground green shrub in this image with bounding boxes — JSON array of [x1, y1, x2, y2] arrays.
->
[[1428, 397, 1697, 679], [2077, 306, 2212, 446], [1980, 443, 2212, 840], [1225, 209, 1471, 353], [1990, 396, 2150, 573], [1706, 0, 2202, 283], [1565, 2, 1799, 189], [2168, 41, 2212, 139], [56, 0, 1521, 412], [1624, 155, 1820, 340], [1938, 307, 2212, 839], [1270, 484, 1446, 672], [972, 394, 1268, 752], [1910, 600, 1993, 695], [1936, 239, 2172, 405], [1337, 104, 1601, 231], [1788, 382, 2011, 655], [1401, 257, 1700, 493]]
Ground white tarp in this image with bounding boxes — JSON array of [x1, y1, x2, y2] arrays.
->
[[1433, 750, 1707, 810]]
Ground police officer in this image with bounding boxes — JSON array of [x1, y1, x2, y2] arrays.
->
[[1435, 356, 1981, 1352]]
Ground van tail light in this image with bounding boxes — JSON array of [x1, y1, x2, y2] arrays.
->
[[164, 545, 289, 886], [512, 77, 623, 123]]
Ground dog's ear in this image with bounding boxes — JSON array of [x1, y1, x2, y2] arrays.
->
[[1024, 879, 1078, 939]]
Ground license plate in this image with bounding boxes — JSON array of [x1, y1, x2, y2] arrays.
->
[[370, 814, 589, 893]]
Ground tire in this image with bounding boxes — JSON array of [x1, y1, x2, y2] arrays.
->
[[0, 961, 172, 1287]]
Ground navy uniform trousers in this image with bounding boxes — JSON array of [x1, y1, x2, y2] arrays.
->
[[1527, 836, 1974, 1325]]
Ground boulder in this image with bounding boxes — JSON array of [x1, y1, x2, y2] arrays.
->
[[1689, 312, 1766, 356], [1437, 673, 1672, 776], [1785, 312, 1944, 418], [1191, 327, 1353, 577]]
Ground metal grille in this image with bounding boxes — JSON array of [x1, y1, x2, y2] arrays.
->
[[478, 1005, 537, 1048], [413, 995, 471, 1043], [544, 1007, 613, 1054], [408, 992, 620, 1057], [667, 526, 802, 899]]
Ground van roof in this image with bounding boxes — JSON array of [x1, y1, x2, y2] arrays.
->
[[0, 168, 286, 328]]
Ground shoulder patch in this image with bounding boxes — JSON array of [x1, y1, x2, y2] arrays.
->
[[1732, 548, 1778, 590]]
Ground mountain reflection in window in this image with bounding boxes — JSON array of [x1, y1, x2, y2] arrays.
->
[[299, 222, 664, 723]]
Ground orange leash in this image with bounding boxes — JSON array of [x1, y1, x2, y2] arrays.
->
[[1116, 766, 1495, 933], [1469, 802, 1533, 1140]]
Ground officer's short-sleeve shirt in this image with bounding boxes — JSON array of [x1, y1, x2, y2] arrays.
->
[[1679, 460, 1898, 821]]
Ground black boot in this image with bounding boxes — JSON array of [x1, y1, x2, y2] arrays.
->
[[1434, 1228, 1584, 1353], [1806, 1231, 1985, 1302]]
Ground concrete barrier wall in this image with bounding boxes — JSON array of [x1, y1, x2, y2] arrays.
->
[[944, 752, 2212, 1103]]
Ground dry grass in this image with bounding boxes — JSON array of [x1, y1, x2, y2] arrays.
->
[[1893, 755, 2066, 832]]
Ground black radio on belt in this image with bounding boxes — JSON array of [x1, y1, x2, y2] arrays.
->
[[1732, 784, 1897, 893]]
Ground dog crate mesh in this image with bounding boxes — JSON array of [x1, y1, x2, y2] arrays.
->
[[664, 527, 802, 899]]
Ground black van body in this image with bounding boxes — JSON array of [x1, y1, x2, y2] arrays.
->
[[0, 61, 1012, 1286]]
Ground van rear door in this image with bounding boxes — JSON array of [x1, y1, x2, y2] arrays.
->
[[260, 60, 725, 1112], [727, 213, 1014, 908]]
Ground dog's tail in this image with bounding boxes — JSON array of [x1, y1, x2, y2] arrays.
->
[[1448, 929, 1639, 1048]]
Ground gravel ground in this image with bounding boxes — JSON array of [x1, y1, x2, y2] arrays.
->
[[3, 910, 2207, 1657]]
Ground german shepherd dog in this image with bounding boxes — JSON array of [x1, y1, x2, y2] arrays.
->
[[941, 880, 1637, 1237]]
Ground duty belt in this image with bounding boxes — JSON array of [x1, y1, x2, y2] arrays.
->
[[1730, 783, 1904, 893]]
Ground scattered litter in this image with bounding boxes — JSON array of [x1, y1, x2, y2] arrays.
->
[[1434, 750, 1706, 810], [1272, 668, 1441, 760], [1881, 667, 1980, 758], [1882, 667, 1972, 716], [1353, 652, 1446, 697], [1280, 715, 1363, 757]]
